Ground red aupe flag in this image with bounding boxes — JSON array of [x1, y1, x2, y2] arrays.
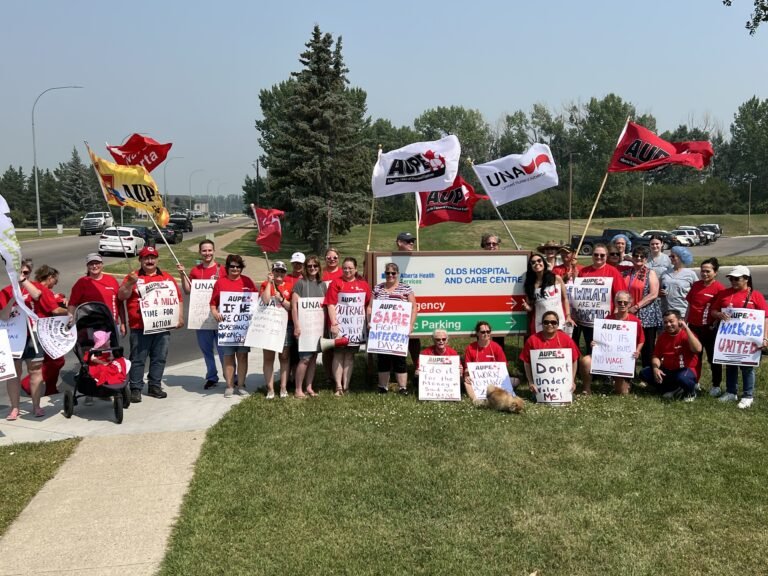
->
[[254, 207, 284, 253], [107, 134, 172, 173], [417, 175, 487, 228], [608, 121, 714, 172]]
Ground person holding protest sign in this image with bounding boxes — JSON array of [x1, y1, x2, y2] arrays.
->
[[118, 246, 184, 403], [178, 240, 227, 390], [259, 261, 294, 399], [623, 246, 662, 369], [325, 257, 371, 396], [519, 310, 580, 396], [31, 265, 69, 405], [710, 266, 768, 409], [660, 246, 698, 317], [481, 233, 501, 251], [580, 291, 644, 395], [368, 262, 417, 395], [463, 321, 508, 400], [291, 255, 326, 398], [210, 254, 257, 398], [523, 253, 571, 334], [647, 236, 671, 280], [417, 329, 463, 379], [686, 258, 725, 398], [638, 310, 702, 402]]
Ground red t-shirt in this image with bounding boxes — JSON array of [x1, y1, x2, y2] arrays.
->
[[578, 264, 627, 299], [0, 285, 31, 310], [464, 341, 507, 364], [210, 275, 257, 307], [189, 263, 226, 281], [653, 329, 700, 378], [121, 269, 183, 330], [686, 280, 725, 326], [31, 281, 61, 318], [259, 279, 293, 301], [69, 274, 121, 321], [606, 312, 645, 347], [421, 345, 459, 357], [519, 331, 581, 363], [322, 268, 343, 283], [323, 277, 371, 307], [712, 287, 768, 314]]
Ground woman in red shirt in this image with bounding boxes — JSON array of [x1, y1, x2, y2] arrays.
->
[[519, 310, 581, 397], [463, 321, 506, 400], [686, 258, 725, 397]]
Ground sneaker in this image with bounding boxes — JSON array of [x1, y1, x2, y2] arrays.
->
[[662, 387, 683, 400], [377, 386, 389, 394], [147, 386, 168, 399], [204, 379, 217, 390], [266, 391, 275, 399], [719, 393, 738, 403], [235, 386, 249, 396], [709, 387, 722, 398], [695, 382, 703, 393], [398, 388, 409, 396], [130, 389, 142, 403], [682, 394, 696, 403], [279, 391, 288, 399], [737, 398, 754, 409], [84, 396, 94, 406], [224, 388, 233, 398]]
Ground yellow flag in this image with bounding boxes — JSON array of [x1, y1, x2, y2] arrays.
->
[[87, 146, 165, 221]]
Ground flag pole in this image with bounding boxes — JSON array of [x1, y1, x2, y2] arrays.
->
[[414, 195, 420, 251], [367, 146, 381, 252], [574, 115, 631, 256], [145, 209, 190, 284], [469, 158, 520, 250]]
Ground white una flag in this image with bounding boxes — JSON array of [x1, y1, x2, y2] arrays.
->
[[473, 143, 559, 206], [371, 135, 461, 198]]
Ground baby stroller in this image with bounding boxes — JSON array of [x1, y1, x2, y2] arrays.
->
[[64, 302, 130, 424]]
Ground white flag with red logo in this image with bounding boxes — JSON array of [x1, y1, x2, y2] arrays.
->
[[371, 135, 461, 198], [473, 143, 558, 206]]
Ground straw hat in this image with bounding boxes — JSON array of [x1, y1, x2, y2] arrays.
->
[[536, 240, 563, 252]]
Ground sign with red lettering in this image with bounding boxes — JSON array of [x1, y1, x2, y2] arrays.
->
[[367, 301, 412, 357], [531, 348, 573, 405]]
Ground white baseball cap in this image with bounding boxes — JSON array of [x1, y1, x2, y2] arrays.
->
[[726, 265, 751, 278], [291, 252, 306, 264]]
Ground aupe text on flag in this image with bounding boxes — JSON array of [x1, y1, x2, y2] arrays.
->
[[473, 143, 559, 206]]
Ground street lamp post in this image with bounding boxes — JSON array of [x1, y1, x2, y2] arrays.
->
[[748, 180, 752, 235], [162, 156, 184, 206], [32, 85, 83, 236], [188, 169, 204, 213]]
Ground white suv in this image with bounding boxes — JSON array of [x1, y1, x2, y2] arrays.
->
[[671, 229, 699, 246], [80, 211, 115, 236]]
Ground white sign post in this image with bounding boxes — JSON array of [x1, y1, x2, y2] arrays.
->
[[567, 277, 613, 327], [187, 279, 218, 330], [367, 301, 412, 357], [140, 280, 180, 334], [531, 348, 573, 405], [0, 329, 17, 381], [36, 316, 77, 359], [713, 308, 765, 367], [0, 306, 27, 358], [217, 291, 253, 345], [466, 361, 513, 401], [297, 297, 325, 353], [245, 300, 289, 353], [336, 292, 366, 345], [591, 318, 638, 378], [418, 355, 461, 401]]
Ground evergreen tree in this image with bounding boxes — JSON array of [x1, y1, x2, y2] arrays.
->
[[54, 147, 101, 223]]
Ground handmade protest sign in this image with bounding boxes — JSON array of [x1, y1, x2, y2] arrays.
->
[[187, 279, 218, 330], [0, 329, 17, 381], [418, 355, 461, 401], [245, 299, 289, 352], [36, 316, 77, 360], [217, 291, 253, 345], [714, 308, 765, 367], [567, 277, 613, 327], [139, 280, 180, 334], [367, 301, 412, 357], [0, 305, 27, 358], [336, 292, 366, 345], [466, 361, 513, 401], [297, 297, 324, 353], [591, 318, 638, 377], [531, 348, 573, 405]]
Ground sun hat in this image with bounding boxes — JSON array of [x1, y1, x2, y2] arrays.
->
[[85, 253, 103, 264], [537, 240, 563, 252]]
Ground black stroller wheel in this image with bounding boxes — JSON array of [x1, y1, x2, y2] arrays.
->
[[122, 387, 131, 409], [113, 395, 123, 424], [63, 390, 74, 418]]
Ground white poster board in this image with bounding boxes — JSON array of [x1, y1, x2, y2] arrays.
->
[[245, 299, 289, 353], [367, 300, 412, 357], [531, 348, 573, 405], [0, 306, 27, 358], [217, 291, 253, 345], [714, 308, 765, 367], [418, 355, 461, 401], [36, 316, 77, 359], [567, 277, 613, 327], [140, 280, 180, 334], [187, 279, 218, 330], [591, 318, 638, 378], [336, 292, 366, 345], [0, 329, 17, 381], [297, 297, 325, 353], [466, 361, 513, 401]]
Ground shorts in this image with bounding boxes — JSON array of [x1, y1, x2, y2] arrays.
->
[[219, 344, 250, 356], [377, 354, 407, 374], [21, 333, 44, 361], [299, 351, 317, 360]]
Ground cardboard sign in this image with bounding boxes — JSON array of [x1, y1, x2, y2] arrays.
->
[[217, 291, 253, 345], [0, 329, 17, 381], [714, 308, 765, 367], [336, 292, 366, 345], [245, 299, 289, 352], [367, 300, 412, 357], [591, 318, 638, 378], [187, 279, 218, 330], [418, 355, 461, 401], [567, 277, 613, 327], [36, 316, 77, 360], [0, 305, 28, 358], [466, 361, 513, 401], [140, 280, 180, 334], [531, 348, 573, 405], [297, 296, 325, 353]]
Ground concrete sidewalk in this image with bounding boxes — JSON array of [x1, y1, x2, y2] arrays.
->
[[0, 351, 267, 575]]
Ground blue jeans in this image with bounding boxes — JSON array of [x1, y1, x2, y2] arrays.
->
[[639, 366, 697, 395], [129, 329, 170, 390], [725, 365, 756, 398], [196, 329, 224, 382]]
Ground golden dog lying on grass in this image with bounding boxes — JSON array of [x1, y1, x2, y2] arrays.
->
[[485, 384, 524, 413]]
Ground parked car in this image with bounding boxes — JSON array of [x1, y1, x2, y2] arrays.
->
[[570, 228, 651, 255], [208, 212, 220, 223], [678, 225, 714, 244], [98, 227, 146, 256], [155, 223, 183, 244], [169, 213, 194, 232], [79, 211, 114, 236], [640, 230, 681, 249], [122, 225, 154, 246], [671, 229, 700, 246], [699, 223, 722, 238]]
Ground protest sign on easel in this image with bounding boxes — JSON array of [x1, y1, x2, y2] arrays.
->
[[714, 308, 765, 367], [187, 279, 218, 330], [336, 292, 366, 345], [0, 329, 17, 381], [217, 291, 253, 345], [466, 361, 513, 401], [36, 317, 77, 359], [245, 299, 289, 353], [297, 297, 325, 352], [418, 355, 461, 401], [367, 300, 412, 357], [591, 318, 637, 377], [0, 305, 27, 358], [531, 348, 573, 405], [140, 280, 180, 334], [567, 277, 613, 327]]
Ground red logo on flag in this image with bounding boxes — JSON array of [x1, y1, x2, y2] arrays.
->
[[608, 122, 714, 172], [418, 175, 487, 228]]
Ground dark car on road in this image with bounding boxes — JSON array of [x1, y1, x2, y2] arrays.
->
[[169, 213, 193, 232], [122, 225, 154, 247], [154, 223, 184, 245]]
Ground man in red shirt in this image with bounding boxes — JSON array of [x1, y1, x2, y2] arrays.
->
[[639, 309, 702, 401], [118, 246, 184, 403]]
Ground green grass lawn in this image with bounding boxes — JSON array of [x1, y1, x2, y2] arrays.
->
[[17, 230, 77, 241]]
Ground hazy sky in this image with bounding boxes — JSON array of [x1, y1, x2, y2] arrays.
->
[[1, 0, 765, 201]]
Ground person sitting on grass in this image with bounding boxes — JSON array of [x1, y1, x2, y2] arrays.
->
[[415, 329, 463, 384]]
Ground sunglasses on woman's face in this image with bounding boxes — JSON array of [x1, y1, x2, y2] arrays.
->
[[530, 259, 544, 265], [385, 271, 397, 276], [609, 252, 620, 257], [478, 329, 491, 334], [541, 320, 558, 326], [306, 264, 319, 269], [616, 300, 630, 305], [228, 265, 242, 270]]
